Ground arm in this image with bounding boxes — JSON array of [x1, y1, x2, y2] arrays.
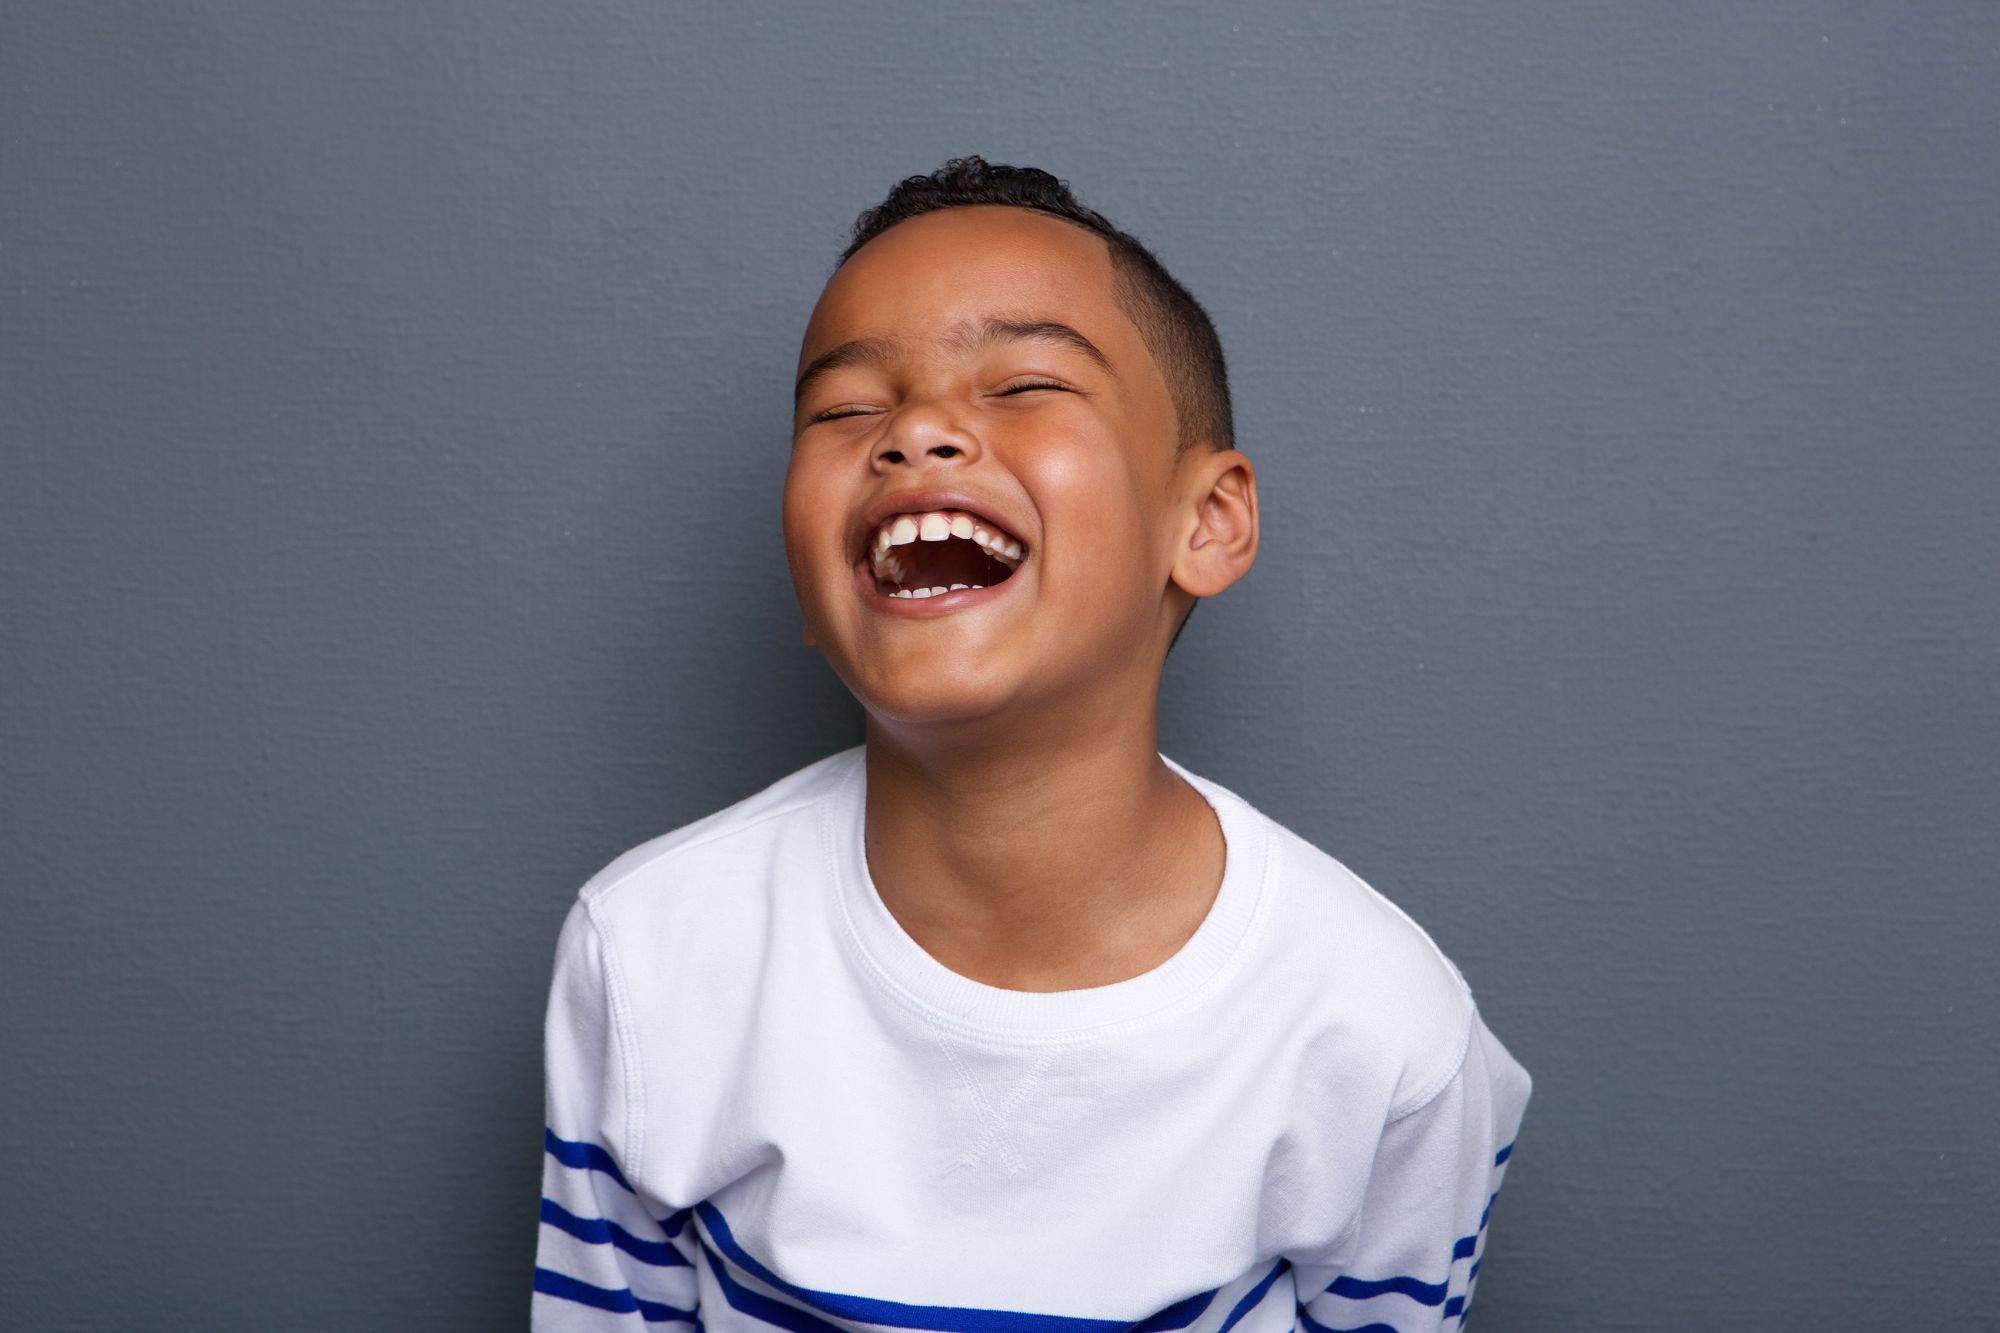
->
[[532, 898, 701, 1329], [1292, 1012, 1532, 1332]]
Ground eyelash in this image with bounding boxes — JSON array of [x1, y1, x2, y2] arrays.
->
[[809, 379, 1069, 424]]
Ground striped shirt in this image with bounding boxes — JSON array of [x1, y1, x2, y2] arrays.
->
[[534, 744, 1532, 1331]]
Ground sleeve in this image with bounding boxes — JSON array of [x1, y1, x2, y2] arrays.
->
[[532, 897, 703, 1329], [1292, 1009, 1532, 1333]]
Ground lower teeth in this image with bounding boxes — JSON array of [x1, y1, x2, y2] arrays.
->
[[890, 584, 985, 599]]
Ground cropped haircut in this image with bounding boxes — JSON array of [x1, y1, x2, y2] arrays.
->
[[836, 156, 1234, 462]]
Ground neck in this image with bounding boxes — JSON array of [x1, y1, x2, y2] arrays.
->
[[860, 699, 1224, 991]]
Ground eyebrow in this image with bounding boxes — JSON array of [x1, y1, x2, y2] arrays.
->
[[793, 315, 1116, 407]]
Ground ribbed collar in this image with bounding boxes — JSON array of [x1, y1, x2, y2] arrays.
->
[[824, 746, 1271, 1042]]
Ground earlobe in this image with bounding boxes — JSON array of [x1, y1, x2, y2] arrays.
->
[[801, 623, 817, 646]]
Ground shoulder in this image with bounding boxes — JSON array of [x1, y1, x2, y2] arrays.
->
[[572, 743, 860, 936], [1258, 811, 1481, 1120]]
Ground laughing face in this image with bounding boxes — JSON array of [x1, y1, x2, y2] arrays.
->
[[783, 204, 1254, 732]]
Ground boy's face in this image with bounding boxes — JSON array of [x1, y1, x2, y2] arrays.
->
[[783, 204, 1240, 730]]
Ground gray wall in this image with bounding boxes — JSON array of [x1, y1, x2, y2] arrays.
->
[[5, 3, 1995, 1328]]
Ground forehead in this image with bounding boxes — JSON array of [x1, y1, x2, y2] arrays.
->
[[798, 206, 1131, 367]]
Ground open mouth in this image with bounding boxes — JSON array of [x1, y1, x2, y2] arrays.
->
[[860, 508, 1027, 600]]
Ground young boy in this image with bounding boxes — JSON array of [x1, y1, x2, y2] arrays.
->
[[533, 156, 1531, 1332]]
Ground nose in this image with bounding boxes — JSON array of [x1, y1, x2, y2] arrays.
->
[[873, 399, 982, 470]]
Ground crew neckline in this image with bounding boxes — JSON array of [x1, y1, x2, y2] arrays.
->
[[825, 746, 1271, 1041]]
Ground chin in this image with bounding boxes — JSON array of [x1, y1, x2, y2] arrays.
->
[[852, 669, 1020, 729]]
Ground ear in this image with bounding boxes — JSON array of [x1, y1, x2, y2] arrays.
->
[[1170, 448, 1258, 598], [801, 622, 817, 646]]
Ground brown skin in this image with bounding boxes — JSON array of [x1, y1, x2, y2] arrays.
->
[[783, 205, 1258, 991]]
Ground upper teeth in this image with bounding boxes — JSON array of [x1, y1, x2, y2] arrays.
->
[[869, 508, 1025, 569]]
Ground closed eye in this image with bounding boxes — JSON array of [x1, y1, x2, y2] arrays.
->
[[806, 379, 1072, 424], [998, 378, 1070, 397]]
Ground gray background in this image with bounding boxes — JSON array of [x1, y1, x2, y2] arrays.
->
[[5, 3, 1995, 1328]]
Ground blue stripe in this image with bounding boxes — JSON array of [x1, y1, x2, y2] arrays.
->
[[695, 1200, 1140, 1333], [546, 1126, 635, 1195], [700, 1192, 1232, 1328], [546, 1132, 1270, 1333], [1494, 1139, 1514, 1166], [533, 1265, 697, 1323], [544, 1128, 695, 1239], [686, 1227, 1233, 1333], [1444, 1294, 1464, 1318], [1326, 1273, 1447, 1306], [1216, 1260, 1287, 1333], [1126, 1288, 1215, 1333], [691, 1228, 861, 1333], [1296, 1313, 1399, 1333], [1311, 1184, 1507, 1307], [541, 1197, 692, 1269]]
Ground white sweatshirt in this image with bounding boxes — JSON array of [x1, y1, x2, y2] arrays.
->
[[533, 745, 1531, 1332]]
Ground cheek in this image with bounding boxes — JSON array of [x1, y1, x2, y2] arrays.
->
[[780, 465, 842, 565], [1033, 464, 1164, 608]]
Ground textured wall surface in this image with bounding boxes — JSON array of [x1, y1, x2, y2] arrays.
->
[[5, 3, 1996, 1327]]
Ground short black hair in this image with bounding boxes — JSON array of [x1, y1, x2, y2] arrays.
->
[[837, 155, 1234, 462]]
